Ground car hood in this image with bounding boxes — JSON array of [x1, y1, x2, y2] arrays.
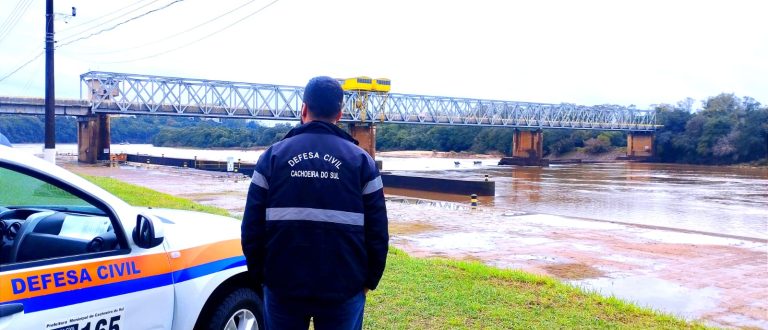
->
[[136, 208, 242, 251]]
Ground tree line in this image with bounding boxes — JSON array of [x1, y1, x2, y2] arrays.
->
[[151, 120, 293, 148], [376, 124, 628, 156], [378, 93, 767, 164], [0, 115, 294, 149], [653, 93, 767, 164], [0, 93, 765, 164]]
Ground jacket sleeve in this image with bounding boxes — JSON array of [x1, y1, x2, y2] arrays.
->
[[241, 149, 272, 287], [361, 156, 389, 290]]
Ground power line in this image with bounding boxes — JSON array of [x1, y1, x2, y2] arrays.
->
[[0, 52, 43, 83], [0, 0, 33, 36], [81, 0, 259, 55], [0, 0, 187, 84], [20, 57, 43, 95], [95, 0, 281, 64], [57, 0, 163, 44], [57, 0, 182, 47], [0, 0, 35, 46], [57, 0, 157, 36]]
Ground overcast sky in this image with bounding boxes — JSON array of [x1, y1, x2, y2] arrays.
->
[[0, 0, 766, 110]]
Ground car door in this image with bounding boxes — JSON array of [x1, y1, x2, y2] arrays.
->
[[0, 163, 174, 330]]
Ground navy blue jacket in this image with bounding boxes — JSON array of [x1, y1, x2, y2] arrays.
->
[[241, 121, 388, 302]]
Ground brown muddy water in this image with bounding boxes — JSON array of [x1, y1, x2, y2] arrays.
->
[[24, 145, 766, 329], [387, 162, 768, 241]]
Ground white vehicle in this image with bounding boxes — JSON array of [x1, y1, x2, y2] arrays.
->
[[0, 145, 262, 330]]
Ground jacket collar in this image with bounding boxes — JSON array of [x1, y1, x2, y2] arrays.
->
[[282, 121, 359, 145]]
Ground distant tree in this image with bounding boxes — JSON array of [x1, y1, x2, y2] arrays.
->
[[584, 138, 610, 154], [543, 129, 576, 156], [676, 97, 697, 112], [654, 104, 693, 162], [0, 115, 77, 143], [597, 131, 626, 147]]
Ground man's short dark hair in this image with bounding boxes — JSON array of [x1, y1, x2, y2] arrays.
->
[[303, 76, 344, 120]]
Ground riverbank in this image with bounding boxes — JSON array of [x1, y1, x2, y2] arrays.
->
[[378, 150, 504, 159], [545, 148, 627, 162], [84, 175, 705, 329], [66, 162, 767, 329]]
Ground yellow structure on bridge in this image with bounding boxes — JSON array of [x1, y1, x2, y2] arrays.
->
[[337, 77, 392, 158], [338, 77, 391, 93]]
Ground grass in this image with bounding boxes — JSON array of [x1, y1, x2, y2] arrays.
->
[[86, 176, 710, 329], [83, 175, 232, 217], [365, 252, 707, 329]]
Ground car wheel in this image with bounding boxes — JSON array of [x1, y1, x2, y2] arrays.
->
[[206, 288, 263, 330]]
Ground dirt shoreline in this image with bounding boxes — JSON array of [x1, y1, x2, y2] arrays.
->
[[378, 150, 504, 159], [66, 161, 768, 329]]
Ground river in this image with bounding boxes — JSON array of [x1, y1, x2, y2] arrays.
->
[[21, 143, 765, 240], [391, 163, 768, 241]]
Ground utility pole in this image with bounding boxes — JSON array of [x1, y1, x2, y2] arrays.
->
[[44, 0, 56, 163]]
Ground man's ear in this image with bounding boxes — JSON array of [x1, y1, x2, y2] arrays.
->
[[334, 110, 342, 123], [301, 103, 309, 123]]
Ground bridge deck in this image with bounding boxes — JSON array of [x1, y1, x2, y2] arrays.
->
[[0, 97, 91, 116], [0, 72, 658, 132]]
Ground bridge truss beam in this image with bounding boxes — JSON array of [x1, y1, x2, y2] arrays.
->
[[80, 71, 657, 131]]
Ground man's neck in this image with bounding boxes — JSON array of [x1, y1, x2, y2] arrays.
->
[[305, 118, 337, 125]]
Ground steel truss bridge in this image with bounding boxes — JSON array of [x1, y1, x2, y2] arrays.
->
[[80, 71, 656, 131]]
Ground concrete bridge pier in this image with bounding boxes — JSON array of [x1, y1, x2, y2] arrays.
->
[[627, 131, 654, 158], [499, 129, 547, 166], [512, 129, 543, 160], [348, 123, 376, 158], [78, 114, 111, 163]]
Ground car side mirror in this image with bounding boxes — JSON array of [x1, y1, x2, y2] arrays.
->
[[132, 213, 164, 249]]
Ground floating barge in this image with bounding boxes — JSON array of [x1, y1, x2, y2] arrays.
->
[[498, 157, 550, 166], [121, 154, 495, 196], [382, 173, 494, 196]]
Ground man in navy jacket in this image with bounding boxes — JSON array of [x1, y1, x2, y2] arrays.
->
[[242, 76, 388, 329]]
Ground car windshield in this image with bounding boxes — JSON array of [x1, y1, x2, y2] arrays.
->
[[0, 166, 102, 214]]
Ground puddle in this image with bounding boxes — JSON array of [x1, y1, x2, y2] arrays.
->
[[389, 222, 439, 235], [415, 232, 500, 251], [572, 276, 721, 320], [513, 214, 626, 230], [502, 211, 528, 216], [569, 243, 605, 252], [602, 254, 656, 267], [639, 231, 767, 250], [386, 196, 468, 210], [508, 237, 554, 245], [715, 313, 768, 330], [511, 254, 559, 262]]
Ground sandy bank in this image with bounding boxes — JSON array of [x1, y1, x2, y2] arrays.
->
[[378, 150, 503, 159]]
